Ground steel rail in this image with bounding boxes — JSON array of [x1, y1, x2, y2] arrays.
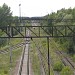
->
[[0, 42, 24, 54], [17, 42, 26, 75], [49, 39, 75, 73], [32, 39, 49, 75]]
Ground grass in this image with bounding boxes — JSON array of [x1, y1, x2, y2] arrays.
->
[[30, 41, 41, 75], [29, 26, 55, 75], [24, 23, 75, 74], [0, 24, 29, 75], [29, 26, 66, 75], [30, 38, 55, 75], [0, 35, 23, 75], [0, 46, 23, 75], [0, 53, 10, 75]]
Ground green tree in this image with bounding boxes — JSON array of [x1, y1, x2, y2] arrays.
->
[[0, 4, 13, 47], [0, 3, 12, 27], [60, 66, 73, 75], [12, 16, 19, 26]]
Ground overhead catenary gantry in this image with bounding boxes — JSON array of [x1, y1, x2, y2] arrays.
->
[[0, 25, 75, 38]]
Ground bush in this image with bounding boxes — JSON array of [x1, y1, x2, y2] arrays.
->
[[53, 61, 63, 71], [4, 70, 8, 74], [72, 54, 75, 62], [0, 70, 8, 75], [60, 66, 73, 75]]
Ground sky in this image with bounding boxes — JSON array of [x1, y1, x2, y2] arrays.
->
[[0, 0, 75, 17]]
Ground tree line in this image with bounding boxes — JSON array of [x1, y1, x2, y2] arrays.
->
[[42, 8, 75, 55], [0, 3, 19, 47]]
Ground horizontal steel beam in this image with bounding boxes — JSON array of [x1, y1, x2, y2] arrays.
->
[[0, 36, 73, 38], [0, 25, 74, 27], [0, 25, 74, 38]]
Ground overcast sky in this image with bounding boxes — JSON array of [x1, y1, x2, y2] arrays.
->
[[0, 0, 75, 17]]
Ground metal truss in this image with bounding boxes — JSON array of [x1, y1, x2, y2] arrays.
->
[[0, 25, 75, 38]]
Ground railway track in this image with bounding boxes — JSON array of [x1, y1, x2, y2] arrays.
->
[[17, 39, 29, 75], [32, 40, 47, 75], [56, 51, 75, 70], [16, 30, 33, 75], [0, 42, 24, 54], [17, 42, 26, 75], [38, 39, 60, 75], [49, 39, 75, 74], [32, 39, 60, 75]]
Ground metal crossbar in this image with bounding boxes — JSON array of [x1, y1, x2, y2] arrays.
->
[[0, 25, 75, 38]]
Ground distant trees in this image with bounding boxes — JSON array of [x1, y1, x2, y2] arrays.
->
[[0, 4, 20, 47], [0, 3, 13, 26], [43, 7, 75, 54], [12, 16, 19, 26]]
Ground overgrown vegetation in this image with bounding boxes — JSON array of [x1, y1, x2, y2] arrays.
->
[[0, 47, 22, 75], [0, 3, 21, 48], [41, 8, 75, 55], [0, 3, 75, 75], [60, 66, 73, 75], [53, 61, 64, 71], [30, 40, 41, 75]]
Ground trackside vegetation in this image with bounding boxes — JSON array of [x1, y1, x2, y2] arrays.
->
[[0, 3, 75, 75], [42, 8, 75, 55], [0, 4, 23, 75]]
